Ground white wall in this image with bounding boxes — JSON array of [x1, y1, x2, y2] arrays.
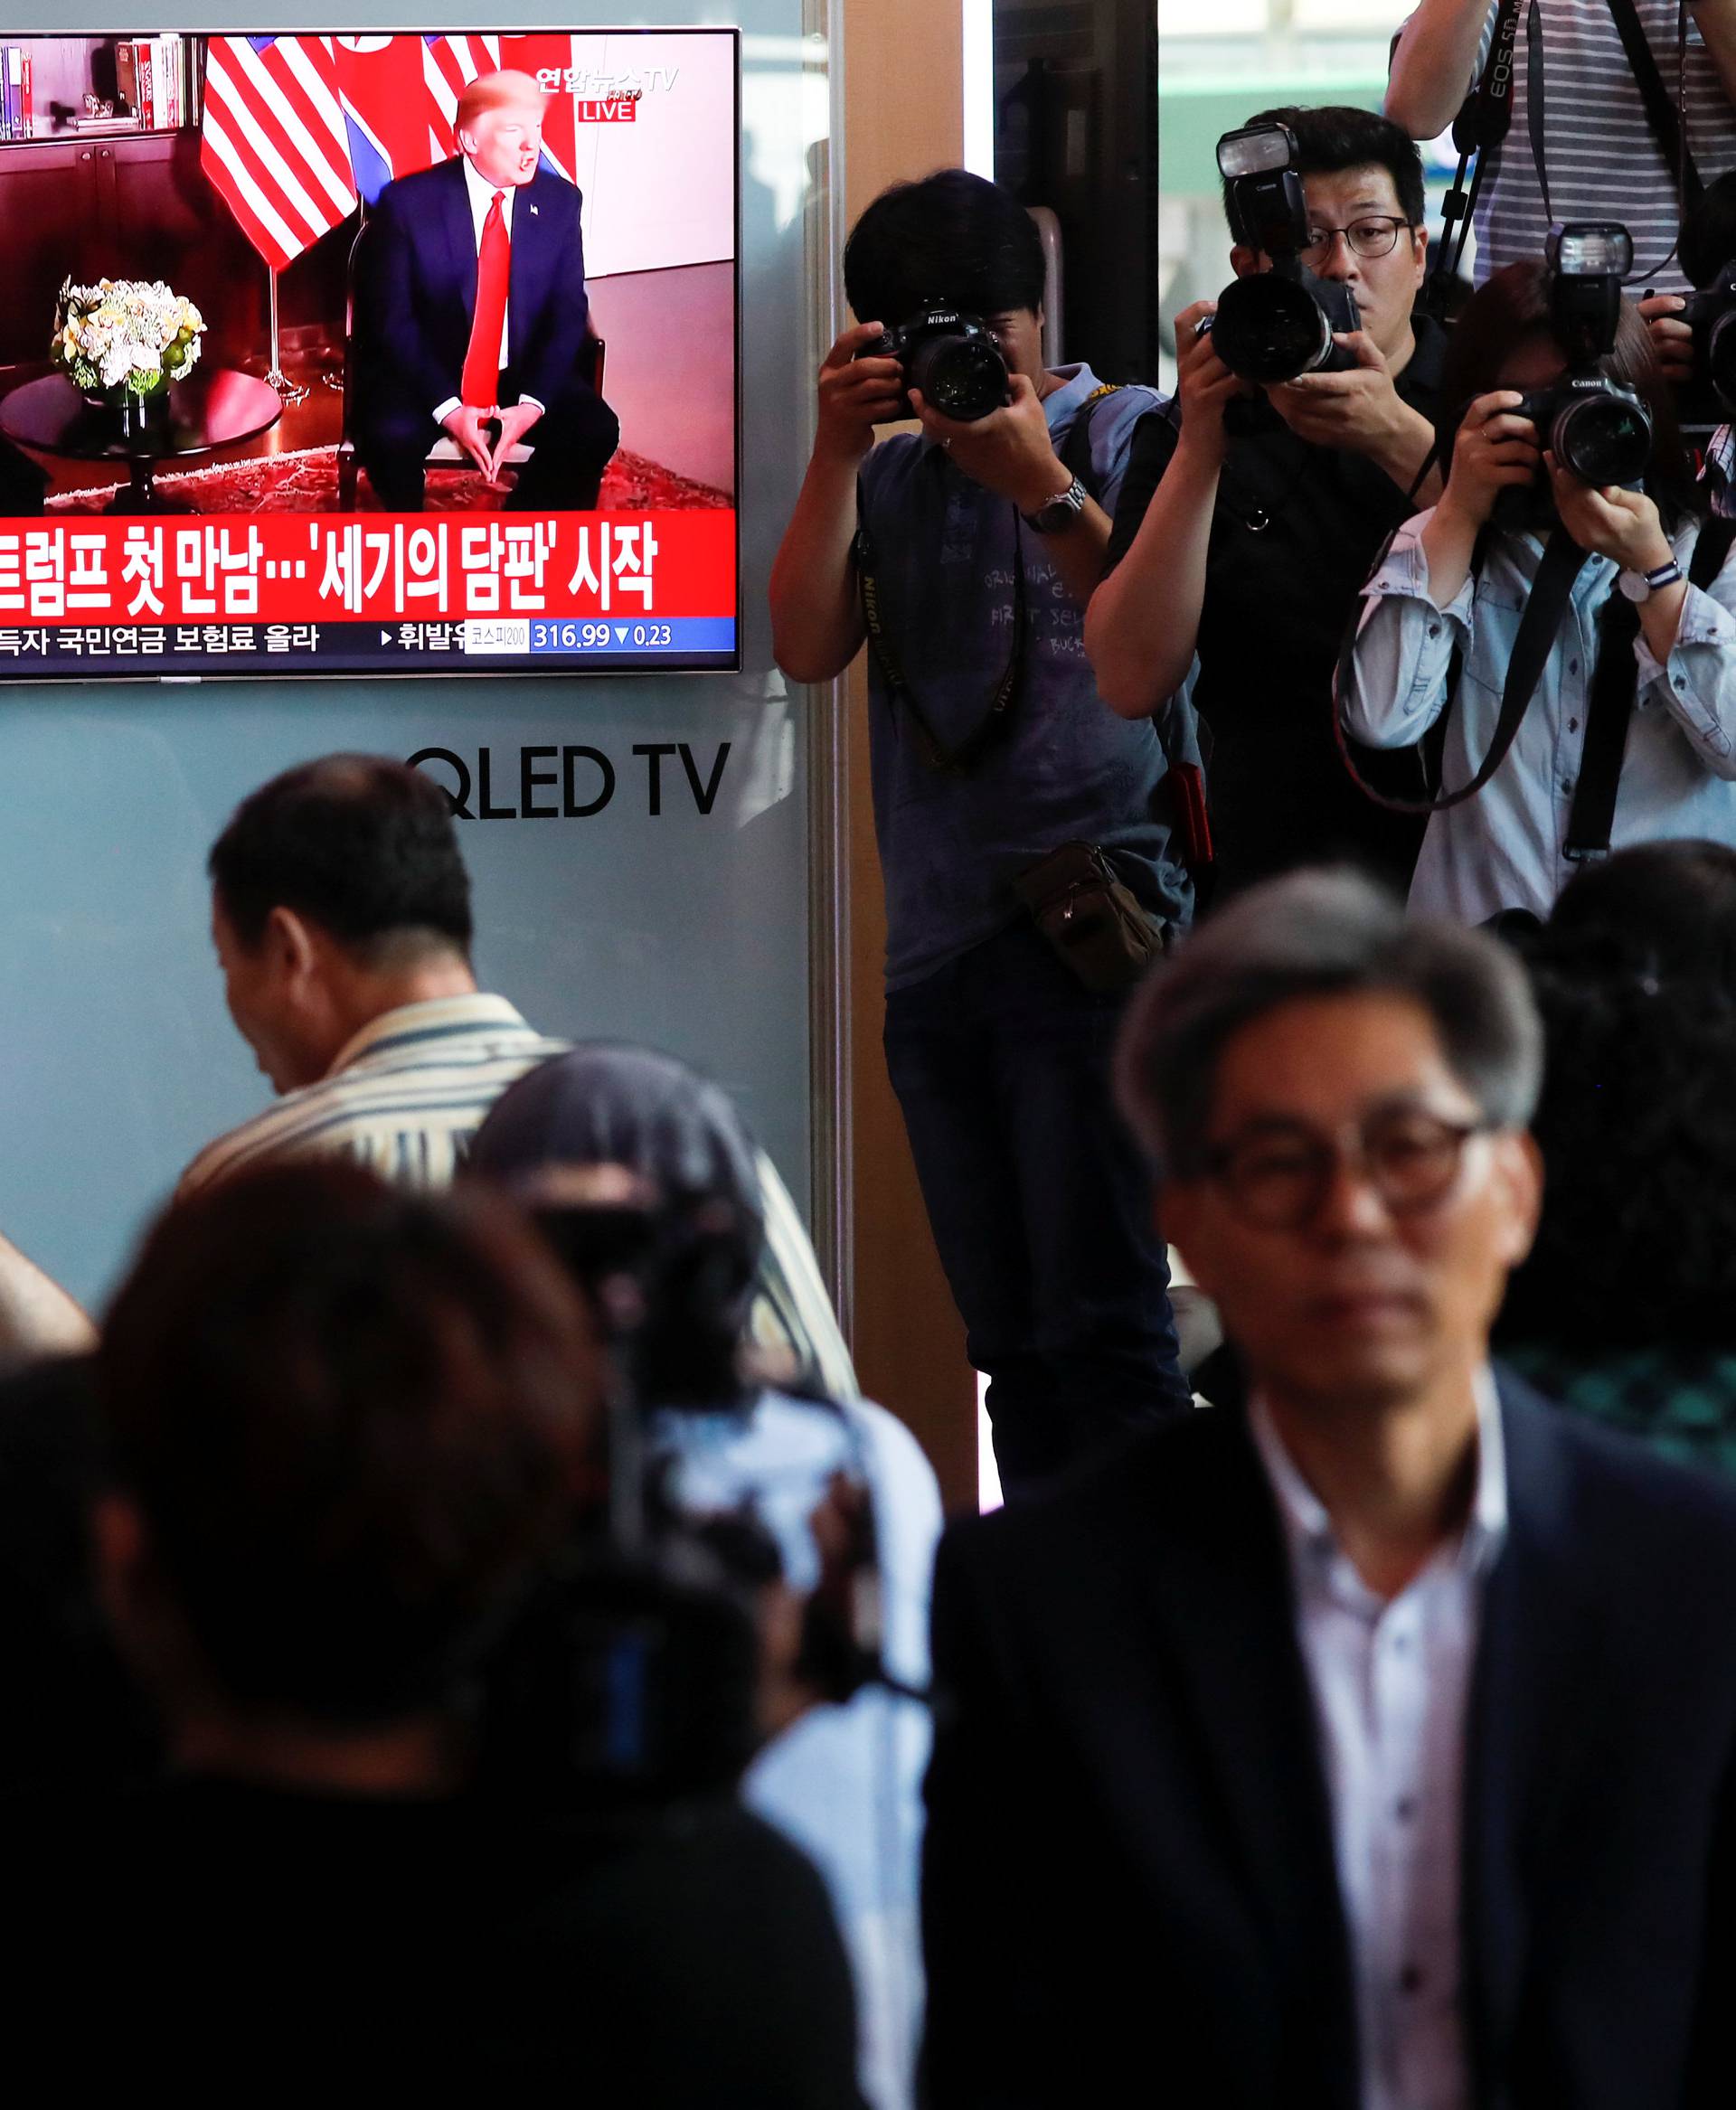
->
[[566, 29, 738, 276]]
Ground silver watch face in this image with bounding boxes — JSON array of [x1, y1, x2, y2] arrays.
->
[[1034, 479, 1085, 530]]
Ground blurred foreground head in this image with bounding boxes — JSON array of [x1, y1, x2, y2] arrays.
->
[[469, 1043, 765, 1408], [1118, 869, 1543, 1413], [98, 1161, 598, 1734], [1503, 840, 1736, 1351]]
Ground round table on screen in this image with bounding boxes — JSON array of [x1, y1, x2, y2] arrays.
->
[[0, 370, 283, 515]]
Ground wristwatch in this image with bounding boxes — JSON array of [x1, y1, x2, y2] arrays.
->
[[1617, 557, 1685, 601], [1023, 476, 1088, 534]]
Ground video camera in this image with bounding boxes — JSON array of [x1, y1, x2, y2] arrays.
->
[[872, 306, 1011, 424], [474, 1180, 771, 1811], [1204, 121, 1361, 384], [1506, 223, 1653, 495], [475, 1177, 892, 1811]]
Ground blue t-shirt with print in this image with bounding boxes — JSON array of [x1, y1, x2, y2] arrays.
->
[[856, 363, 1192, 991]]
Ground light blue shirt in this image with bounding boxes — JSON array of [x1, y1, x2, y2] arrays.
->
[[1249, 1377, 1508, 2110], [649, 1389, 942, 2110], [1339, 512, 1736, 923]]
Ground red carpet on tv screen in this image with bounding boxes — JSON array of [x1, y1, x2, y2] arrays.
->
[[42, 446, 731, 516]]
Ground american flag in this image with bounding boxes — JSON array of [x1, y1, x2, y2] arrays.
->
[[199, 35, 356, 273], [423, 34, 501, 160]]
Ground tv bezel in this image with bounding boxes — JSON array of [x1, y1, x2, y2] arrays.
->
[[0, 22, 745, 684]]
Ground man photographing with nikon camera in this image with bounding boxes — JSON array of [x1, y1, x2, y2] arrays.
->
[[770, 171, 1195, 1495], [1087, 106, 1442, 901]]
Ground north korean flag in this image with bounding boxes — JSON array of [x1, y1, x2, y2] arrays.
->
[[331, 34, 439, 203]]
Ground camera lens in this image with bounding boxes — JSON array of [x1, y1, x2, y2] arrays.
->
[[1552, 392, 1653, 485], [1209, 275, 1333, 383], [904, 334, 1009, 422]]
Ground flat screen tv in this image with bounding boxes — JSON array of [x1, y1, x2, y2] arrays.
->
[[0, 27, 740, 680]]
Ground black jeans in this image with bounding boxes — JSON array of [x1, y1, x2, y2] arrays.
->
[[359, 374, 619, 512], [883, 919, 1190, 1496]]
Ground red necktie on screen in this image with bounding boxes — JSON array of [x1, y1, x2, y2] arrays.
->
[[460, 190, 510, 410]]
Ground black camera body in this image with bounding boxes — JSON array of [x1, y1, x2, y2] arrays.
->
[[1675, 169, 1736, 423], [1512, 372, 1654, 488], [1678, 262, 1736, 416], [1208, 121, 1362, 385], [873, 306, 1011, 424], [1494, 222, 1652, 523]]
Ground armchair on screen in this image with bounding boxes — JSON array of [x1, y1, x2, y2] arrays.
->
[[335, 210, 606, 512]]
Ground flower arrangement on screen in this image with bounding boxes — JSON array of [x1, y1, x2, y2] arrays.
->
[[50, 278, 205, 402]]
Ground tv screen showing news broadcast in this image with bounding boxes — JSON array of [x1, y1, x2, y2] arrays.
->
[[0, 29, 739, 680]]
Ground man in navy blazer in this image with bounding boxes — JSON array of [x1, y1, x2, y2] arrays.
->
[[922, 869, 1736, 2108], [352, 70, 618, 512]]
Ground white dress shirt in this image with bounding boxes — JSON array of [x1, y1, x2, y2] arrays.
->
[[1249, 1375, 1508, 2110], [431, 155, 540, 424]]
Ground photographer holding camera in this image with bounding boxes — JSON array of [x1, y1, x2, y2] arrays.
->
[[1388, 0, 1736, 302], [769, 170, 1195, 1494], [1086, 107, 1441, 901], [1339, 231, 1736, 925]]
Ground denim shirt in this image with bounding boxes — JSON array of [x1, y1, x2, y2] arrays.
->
[[1339, 511, 1736, 923], [857, 363, 1193, 989]]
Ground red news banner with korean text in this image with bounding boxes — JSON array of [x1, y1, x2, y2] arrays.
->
[[0, 30, 739, 679]]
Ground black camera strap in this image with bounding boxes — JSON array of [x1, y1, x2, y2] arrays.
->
[[1526, 0, 1699, 259], [854, 477, 1028, 775], [1562, 588, 1646, 858], [1429, 0, 1697, 299], [1562, 514, 1736, 856], [1058, 381, 1123, 489], [1333, 523, 1590, 814], [1429, 0, 1524, 299]]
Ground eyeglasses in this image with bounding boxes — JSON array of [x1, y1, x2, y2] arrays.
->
[[1199, 1110, 1496, 1232], [1298, 216, 1414, 266]]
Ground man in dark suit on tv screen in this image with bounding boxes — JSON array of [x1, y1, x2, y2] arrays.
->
[[353, 69, 618, 512]]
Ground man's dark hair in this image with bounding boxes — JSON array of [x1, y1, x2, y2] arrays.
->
[[1540, 838, 1736, 994], [1116, 868, 1543, 1177], [1496, 841, 1736, 1351], [1224, 105, 1426, 237], [208, 754, 473, 959], [99, 1161, 598, 1726], [844, 168, 1045, 328]]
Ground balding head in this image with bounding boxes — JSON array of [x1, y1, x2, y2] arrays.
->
[[456, 67, 547, 133], [456, 70, 548, 188], [206, 756, 476, 1092], [209, 754, 471, 959]]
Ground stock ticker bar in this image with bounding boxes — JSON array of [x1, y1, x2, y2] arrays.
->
[[0, 511, 739, 677]]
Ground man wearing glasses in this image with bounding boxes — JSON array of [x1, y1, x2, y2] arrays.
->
[[923, 867, 1736, 2107], [1087, 106, 1440, 901]]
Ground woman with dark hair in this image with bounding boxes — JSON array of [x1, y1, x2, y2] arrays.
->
[[1340, 259, 1736, 925], [1497, 840, 1736, 1474], [467, 1045, 941, 2110]]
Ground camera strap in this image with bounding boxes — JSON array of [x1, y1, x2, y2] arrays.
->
[[854, 477, 1028, 775], [1333, 523, 1590, 814], [1429, 0, 1524, 299], [1431, 0, 1697, 299], [1562, 513, 1736, 855], [1057, 381, 1123, 491], [1526, 0, 1701, 245]]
